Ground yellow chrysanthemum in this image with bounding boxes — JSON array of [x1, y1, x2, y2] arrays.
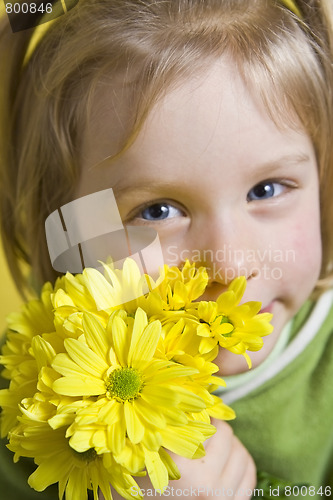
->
[[160, 320, 235, 420], [79, 258, 152, 312], [153, 261, 209, 312], [49, 259, 162, 346], [0, 282, 59, 434], [50, 308, 216, 491], [8, 402, 138, 500], [193, 277, 273, 367], [0, 258, 274, 500]]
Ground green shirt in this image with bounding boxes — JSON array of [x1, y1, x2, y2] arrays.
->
[[223, 290, 333, 498]]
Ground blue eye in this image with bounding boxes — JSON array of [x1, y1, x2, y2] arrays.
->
[[247, 182, 284, 201], [140, 203, 182, 221]]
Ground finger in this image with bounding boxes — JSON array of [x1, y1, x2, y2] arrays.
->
[[232, 452, 257, 500], [219, 436, 256, 499], [167, 421, 234, 484], [204, 420, 234, 472]]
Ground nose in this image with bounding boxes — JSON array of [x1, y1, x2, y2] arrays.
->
[[202, 246, 259, 287], [184, 214, 260, 287]]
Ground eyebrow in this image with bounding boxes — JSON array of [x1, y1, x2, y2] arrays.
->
[[96, 152, 312, 195], [254, 153, 311, 174], [114, 180, 177, 196]]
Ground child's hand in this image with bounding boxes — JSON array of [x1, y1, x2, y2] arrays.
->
[[163, 419, 256, 499], [105, 420, 256, 500]]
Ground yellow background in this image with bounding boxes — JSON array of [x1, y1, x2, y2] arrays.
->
[[0, 244, 23, 334]]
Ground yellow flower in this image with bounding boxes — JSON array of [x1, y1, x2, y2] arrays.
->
[[49, 259, 161, 343], [0, 258, 274, 499], [78, 258, 152, 312], [50, 308, 215, 491], [0, 282, 58, 434], [194, 277, 273, 367], [8, 402, 138, 500], [154, 261, 209, 312], [160, 320, 235, 421]]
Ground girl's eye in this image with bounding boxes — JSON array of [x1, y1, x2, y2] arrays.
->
[[247, 181, 285, 201], [139, 203, 183, 221]]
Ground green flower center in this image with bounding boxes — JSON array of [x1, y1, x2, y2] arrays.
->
[[72, 448, 97, 463], [218, 315, 234, 337], [106, 367, 143, 402], [219, 315, 231, 325]]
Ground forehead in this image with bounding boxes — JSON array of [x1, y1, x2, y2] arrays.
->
[[78, 56, 309, 179]]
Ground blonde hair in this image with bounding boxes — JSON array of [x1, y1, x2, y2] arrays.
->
[[1, 0, 333, 295]]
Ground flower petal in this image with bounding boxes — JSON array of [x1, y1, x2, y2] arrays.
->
[[144, 361, 198, 384], [199, 337, 217, 354], [161, 406, 188, 426], [53, 375, 105, 396], [64, 272, 95, 310], [144, 448, 168, 493], [107, 419, 126, 455], [174, 386, 206, 412], [196, 323, 211, 338], [52, 353, 92, 378], [141, 385, 179, 407], [28, 453, 71, 491], [142, 429, 162, 451], [64, 338, 108, 378], [31, 336, 56, 371], [82, 313, 109, 360], [160, 426, 203, 458], [83, 268, 116, 310], [228, 276, 247, 302], [68, 429, 94, 453], [134, 398, 167, 428], [98, 399, 121, 425], [216, 290, 237, 312], [124, 402, 145, 444], [129, 318, 161, 365], [128, 309, 147, 360], [66, 467, 88, 500], [109, 315, 129, 366], [207, 397, 236, 420], [158, 447, 180, 481]]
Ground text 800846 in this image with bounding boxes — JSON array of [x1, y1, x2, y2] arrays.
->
[[5, 3, 53, 14]]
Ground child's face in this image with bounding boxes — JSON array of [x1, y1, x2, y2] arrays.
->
[[77, 57, 322, 372]]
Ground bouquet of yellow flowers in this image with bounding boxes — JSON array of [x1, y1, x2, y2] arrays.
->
[[0, 259, 273, 500]]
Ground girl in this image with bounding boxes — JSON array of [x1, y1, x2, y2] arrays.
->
[[0, 0, 333, 498]]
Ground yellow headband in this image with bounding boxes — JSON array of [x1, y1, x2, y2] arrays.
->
[[23, 20, 56, 66], [0, 1, 77, 67], [23, 0, 75, 66], [279, 0, 302, 18]]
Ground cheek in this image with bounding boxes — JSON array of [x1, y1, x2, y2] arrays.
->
[[296, 208, 321, 267], [279, 207, 322, 292], [293, 233, 321, 271]]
